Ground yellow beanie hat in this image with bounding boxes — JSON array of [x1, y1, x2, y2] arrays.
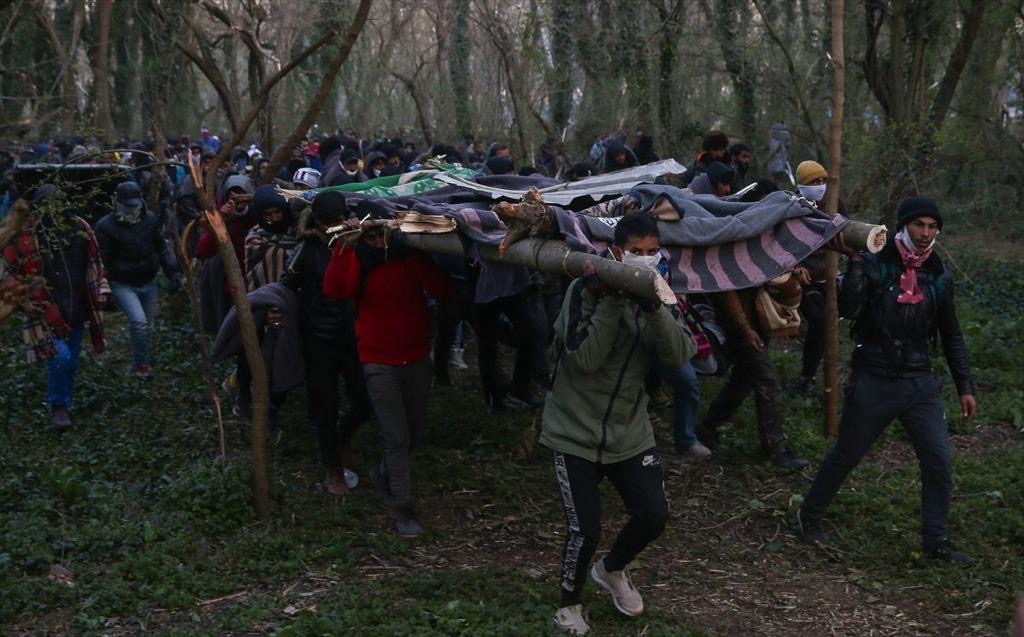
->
[[795, 161, 828, 185]]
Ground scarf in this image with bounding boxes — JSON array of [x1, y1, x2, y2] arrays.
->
[[1, 216, 110, 362], [894, 230, 932, 305]]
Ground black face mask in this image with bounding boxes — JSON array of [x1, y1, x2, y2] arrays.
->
[[261, 218, 291, 235]]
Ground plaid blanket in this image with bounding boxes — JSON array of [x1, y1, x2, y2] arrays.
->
[[1, 216, 110, 362]]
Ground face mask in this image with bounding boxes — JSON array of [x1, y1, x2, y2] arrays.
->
[[621, 250, 661, 272], [798, 184, 827, 203], [896, 227, 938, 254], [372, 169, 381, 178], [115, 202, 143, 224]]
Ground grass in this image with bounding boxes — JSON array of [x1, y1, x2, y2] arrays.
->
[[1, 236, 1022, 636]]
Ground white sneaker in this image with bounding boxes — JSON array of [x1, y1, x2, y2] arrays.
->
[[684, 441, 712, 460], [591, 558, 644, 617], [553, 604, 590, 635], [343, 468, 359, 490], [449, 347, 468, 370]]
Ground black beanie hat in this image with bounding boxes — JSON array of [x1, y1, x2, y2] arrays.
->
[[350, 199, 392, 220], [311, 191, 347, 226], [896, 196, 943, 230]]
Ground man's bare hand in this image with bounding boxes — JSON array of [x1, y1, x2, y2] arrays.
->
[[792, 266, 812, 285], [960, 394, 977, 422], [743, 327, 765, 352]]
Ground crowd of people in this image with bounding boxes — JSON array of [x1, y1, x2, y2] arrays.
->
[[0, 124, 977, 635]]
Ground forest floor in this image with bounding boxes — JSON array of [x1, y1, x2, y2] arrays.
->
[[1, 230, 1022, 636]]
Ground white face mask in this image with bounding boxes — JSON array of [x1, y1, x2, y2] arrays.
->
[[798, 184, 827, 202], [896, 227, 939, 253], [621, 251, 661, 272], [345, 168, 359, 177]]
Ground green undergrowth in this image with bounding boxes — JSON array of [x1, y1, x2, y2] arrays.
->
[[1, 240, 1022, 634]]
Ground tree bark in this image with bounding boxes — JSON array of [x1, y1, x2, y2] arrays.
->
[[823, 0, 845, 437], [94, 0, 114, 142]]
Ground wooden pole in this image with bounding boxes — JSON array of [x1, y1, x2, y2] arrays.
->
[[400, 233, 677, 304], [823, 0, 846, 436]]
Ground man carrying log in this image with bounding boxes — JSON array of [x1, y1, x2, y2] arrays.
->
[[796, 197, 978, 566], [541, 213, 695, 635]]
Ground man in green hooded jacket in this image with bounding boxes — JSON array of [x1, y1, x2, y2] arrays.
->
[[542, 213, 695, 635]]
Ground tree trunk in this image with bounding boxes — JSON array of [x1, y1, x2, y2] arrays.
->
[[94, 0, 114, 142], [31, 0, 79, 135], [449, 0, 472, 137], [823, 0, 845, 437]]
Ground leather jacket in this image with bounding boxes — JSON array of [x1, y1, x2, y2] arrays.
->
[[840, 239, 973, 396]]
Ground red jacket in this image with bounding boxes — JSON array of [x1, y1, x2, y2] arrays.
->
[[323, 244, 451, 365]]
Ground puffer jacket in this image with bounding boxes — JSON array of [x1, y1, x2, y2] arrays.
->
[[281, 212, 357, 343], [540, 279, 695, 464], [841, 238, 974, 396], [95, 210, 178, 286]]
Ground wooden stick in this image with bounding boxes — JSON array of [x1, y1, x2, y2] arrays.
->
[[823, 0, 846, 437]]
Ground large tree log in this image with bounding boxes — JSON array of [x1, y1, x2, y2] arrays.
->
[[401, 233, 676, 304]]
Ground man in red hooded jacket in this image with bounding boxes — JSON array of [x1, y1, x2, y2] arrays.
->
[[323, 200, 450, 536]]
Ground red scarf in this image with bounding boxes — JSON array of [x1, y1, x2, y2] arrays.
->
[[894, 233, 932, 305]]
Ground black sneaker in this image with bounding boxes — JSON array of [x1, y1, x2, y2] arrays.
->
[[791, 509, 827, 544], [49, 406, 72, 432], [924, 541, 974, 567], [772, 448, 809, 470], [395, 508, 425, 537], [369, 461, 392, 506]]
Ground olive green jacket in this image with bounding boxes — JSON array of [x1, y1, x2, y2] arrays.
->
[[540, 279, 695, 463]]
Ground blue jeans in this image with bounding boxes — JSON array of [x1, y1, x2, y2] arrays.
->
[[47, 324, 84, 407], [661, 361, 701, 449], [110, 279, 158, 367]]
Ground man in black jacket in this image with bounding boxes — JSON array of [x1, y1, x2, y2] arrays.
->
[[95, 181, 180, 380], [797, 197, 978, 566], [281, 191, 371, 495]]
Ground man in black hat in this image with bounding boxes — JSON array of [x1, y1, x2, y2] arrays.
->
[[95, 181, 180, 380], [796, 196, 978, 566]]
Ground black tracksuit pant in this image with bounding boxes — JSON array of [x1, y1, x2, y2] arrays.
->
[[302, 335, 372, 470], [554, 448, 669, 607]]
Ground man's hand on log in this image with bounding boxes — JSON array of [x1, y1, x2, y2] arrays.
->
[[827, 233, 861, 261], [580, 260, 611, 297]]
